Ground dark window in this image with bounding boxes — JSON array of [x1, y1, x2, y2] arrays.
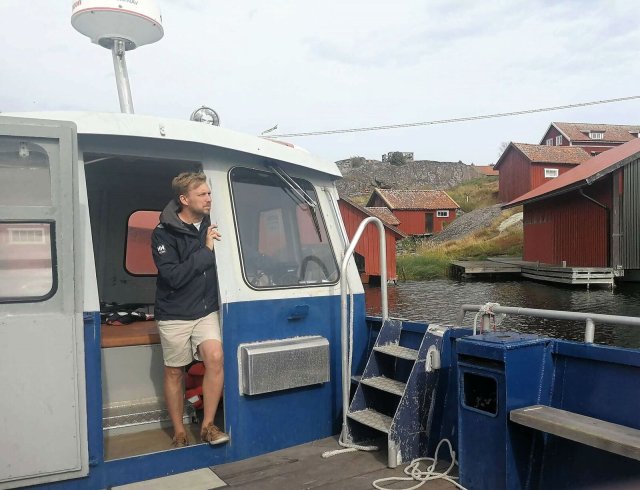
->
[[0, 222, 56, 302], [230, 167, 339, 289], [462, 372, 498, 415]]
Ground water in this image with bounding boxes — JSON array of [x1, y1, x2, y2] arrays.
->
[[364, 279, 640, 348]]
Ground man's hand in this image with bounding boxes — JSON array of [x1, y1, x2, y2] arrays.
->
[[205, 224, 222, 251]]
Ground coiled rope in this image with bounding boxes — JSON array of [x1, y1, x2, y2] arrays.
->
[[472, 302, 505, 335], [372, 439, 468, 490]]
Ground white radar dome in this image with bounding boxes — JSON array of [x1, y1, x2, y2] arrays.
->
[[71, 0, 163, 50]]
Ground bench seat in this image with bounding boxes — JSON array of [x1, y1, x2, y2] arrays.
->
[[101, 321, 160, 348], [510, 405, 640, 461]]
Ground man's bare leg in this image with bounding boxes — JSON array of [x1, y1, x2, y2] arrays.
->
[[198, 339, 224, 427], [164, 366, 186, 438], [198, 339, 228, 443]]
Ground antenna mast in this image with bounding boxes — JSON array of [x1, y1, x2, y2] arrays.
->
[[71, 0, 164, 114]]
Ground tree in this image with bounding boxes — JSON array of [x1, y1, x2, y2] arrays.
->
[[497, 141, 510, 157], [388, 152, 407, 166]]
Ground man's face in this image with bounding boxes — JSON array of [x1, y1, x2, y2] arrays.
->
[[182, 182, 212, 217]]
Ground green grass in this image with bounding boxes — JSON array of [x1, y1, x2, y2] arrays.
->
[[447, 176, 499, 212]]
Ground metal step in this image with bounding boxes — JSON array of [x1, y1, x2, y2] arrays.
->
[[348, 408, 393, 434], [360, 375, 406, 396], [103, 398, 195, 432], [374, 343, 418, 361]]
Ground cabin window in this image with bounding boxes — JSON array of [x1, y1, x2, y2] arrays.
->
[[125, 210, 160, 275], [230, 167, 339, 289], [589, 131, 604, 140], [0, 222, 55, 302], [436, 210, 449, 218], [555, 135, 562, 145], [545, 138, 553, 146], [544, 168, 559, 178], [0, 137, 51, 206]]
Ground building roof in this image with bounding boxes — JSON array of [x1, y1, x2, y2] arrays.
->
[[367, 189, 460, 210], [338, 197, 406, 238], [364, 207, 401, 226], [542, 122, 640, 144], [474, 165, 499, 176], [495, 143, 590, 169], [504, 137, 640, 208]]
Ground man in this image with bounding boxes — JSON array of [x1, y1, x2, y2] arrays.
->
[[152, 172, 229, 447]]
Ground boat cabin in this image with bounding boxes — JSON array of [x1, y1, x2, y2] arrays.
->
[[0, 112, 370, 488]]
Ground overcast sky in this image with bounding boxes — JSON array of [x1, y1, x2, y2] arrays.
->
[[2, 1, 640, 164]]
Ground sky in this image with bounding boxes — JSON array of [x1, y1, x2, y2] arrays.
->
[[2, 0, 640, 165]]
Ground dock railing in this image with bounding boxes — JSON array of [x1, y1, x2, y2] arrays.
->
[[456, 304, 640, 343], [340, 217, 388, 443]]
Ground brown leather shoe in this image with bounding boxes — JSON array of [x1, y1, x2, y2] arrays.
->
[[171, 432, 189, 448], [200, 423, 229, 445]]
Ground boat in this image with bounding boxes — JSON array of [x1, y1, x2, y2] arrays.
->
[[1, 2, 640, 488]]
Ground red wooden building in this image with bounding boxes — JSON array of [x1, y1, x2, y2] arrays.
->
[[338, 198, 406, 283], [366, 189, 459, 236], [504, 137, 640, 280], [495, 143, 590, 203], [540, 122, 640, 156]]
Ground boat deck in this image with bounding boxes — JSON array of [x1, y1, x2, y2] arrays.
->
[[213, 436, 457, 489]]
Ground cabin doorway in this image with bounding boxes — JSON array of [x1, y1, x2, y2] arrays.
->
[[83, 153, 225, 459]]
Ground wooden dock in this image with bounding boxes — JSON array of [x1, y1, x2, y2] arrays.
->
[[451, 257, 614, 287], [451, 260, 521, 278]]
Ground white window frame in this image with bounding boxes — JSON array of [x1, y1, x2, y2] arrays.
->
[[546, 138, 553, 146], [589, 131, 604, 140], [8, 227, 46, 244], [544, 168, 559, 178], [555, 135, 563, 145], [436, 210, 449, 218]]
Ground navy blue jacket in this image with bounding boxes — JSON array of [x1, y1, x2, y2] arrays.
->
[[151, 200, 219, 320]]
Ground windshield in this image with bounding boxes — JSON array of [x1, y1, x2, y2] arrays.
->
[[230, 167, 339, 289]]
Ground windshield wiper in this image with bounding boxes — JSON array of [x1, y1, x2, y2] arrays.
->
[[266, 164, 323, 242]]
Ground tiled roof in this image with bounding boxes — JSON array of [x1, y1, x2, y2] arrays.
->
[[474, 165, 499, 176], [365, 207, 401, 225], [338, 197, 406, 238], [549, 122, 640, 143], [496, 143, 590, 169], [369, 189, 459, 210], [505, 137, 640, 207]]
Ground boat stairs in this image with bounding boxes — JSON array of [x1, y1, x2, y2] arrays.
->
[[451, 256, 615, 287]]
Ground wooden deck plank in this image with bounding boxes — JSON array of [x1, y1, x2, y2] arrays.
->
[[451, 261, 521, 274], [510, 405, 640, 461], [214, 436, 456, 489]]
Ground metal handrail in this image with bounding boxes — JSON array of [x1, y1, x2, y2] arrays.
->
[[340, 217, 388, 441], [456, 304, 640, 343]]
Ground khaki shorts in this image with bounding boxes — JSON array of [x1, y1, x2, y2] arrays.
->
[[157, 312, 222, 367]]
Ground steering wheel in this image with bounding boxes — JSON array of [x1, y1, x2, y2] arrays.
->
[[299, 255, 330, 281]]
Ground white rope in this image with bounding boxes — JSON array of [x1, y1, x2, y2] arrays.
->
[[472, 302, 505, 335], [323, 289, 378, 458], [372, 439, 468, 490]]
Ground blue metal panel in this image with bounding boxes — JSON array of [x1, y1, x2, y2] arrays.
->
[[426, 328, 473, 458], [390, 329, 443, 463], [539, 339, 640, 489], [221, 294, 368, 460]]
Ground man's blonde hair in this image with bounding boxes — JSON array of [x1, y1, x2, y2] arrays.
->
[[172, 172, 207, 204]]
